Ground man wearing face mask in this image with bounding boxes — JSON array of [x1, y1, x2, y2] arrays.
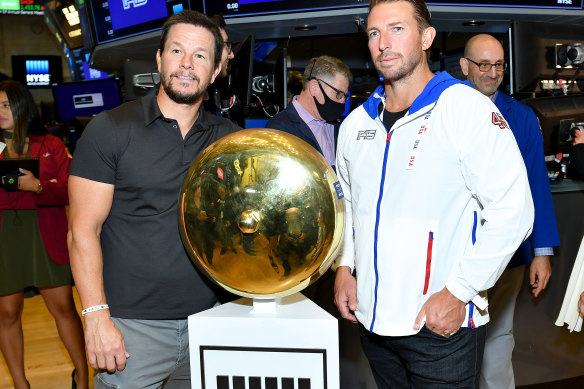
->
[[266, 56, 353, 171]]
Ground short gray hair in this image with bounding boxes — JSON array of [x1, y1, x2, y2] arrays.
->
[[303, 56, 353, 91]]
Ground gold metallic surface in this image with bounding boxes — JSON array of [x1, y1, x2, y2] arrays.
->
[[179, 129, 345, 298]]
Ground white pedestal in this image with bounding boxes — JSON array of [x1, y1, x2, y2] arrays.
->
[[188, 293, 339, 389]]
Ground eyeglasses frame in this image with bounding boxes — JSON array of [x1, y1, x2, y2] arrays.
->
[[310, 77, 349, 101], [464, 57, 507, 72]]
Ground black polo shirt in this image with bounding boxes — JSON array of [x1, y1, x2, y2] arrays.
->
[[70, 90, 241, 319]]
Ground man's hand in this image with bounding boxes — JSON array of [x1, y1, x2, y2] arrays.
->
[[414, 287, 466, 337], [579, 291, 584, 315], [334, 266, 358, 323], [530, 255, 552, 297], [84, 310, 130, 372]]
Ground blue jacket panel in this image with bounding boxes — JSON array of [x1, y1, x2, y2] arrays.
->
[[266, 101, 340, 157], [494, 91, 561, 268]]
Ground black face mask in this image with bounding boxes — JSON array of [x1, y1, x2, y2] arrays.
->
[[312, 81, 346, 122]]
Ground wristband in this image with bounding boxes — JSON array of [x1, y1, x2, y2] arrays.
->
[[81, 304, 109, 316], [35, 181, 42, 195]]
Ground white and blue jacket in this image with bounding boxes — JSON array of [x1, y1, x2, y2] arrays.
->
[[335, 72, 534, 336]]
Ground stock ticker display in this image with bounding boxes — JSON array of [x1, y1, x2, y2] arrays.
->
[[0, 0, 46, 15]]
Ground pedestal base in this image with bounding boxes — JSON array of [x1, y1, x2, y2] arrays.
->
[[188, 293, 339, 389]]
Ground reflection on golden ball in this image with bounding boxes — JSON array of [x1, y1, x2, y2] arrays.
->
[[178, 129, 345, 299], [237, 210, 261, 234]]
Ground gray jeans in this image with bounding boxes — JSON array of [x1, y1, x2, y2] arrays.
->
[[94, 318, 191, 389]]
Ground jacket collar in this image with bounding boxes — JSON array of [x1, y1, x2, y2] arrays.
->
[[363, 71, 463, 119], [141, 85, 208, 132]]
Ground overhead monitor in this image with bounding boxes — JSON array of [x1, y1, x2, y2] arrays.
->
[[11, 55, 63, 89], [203, 0, 582, 17], [52, 78, 122, 122], [0, 0, 45, 15], [86, 0, 202, 45]]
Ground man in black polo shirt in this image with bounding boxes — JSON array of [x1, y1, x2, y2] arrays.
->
[[67, 10, 241, 388]]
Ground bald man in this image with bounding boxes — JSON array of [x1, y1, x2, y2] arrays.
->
[[461, 34, 560, 389]]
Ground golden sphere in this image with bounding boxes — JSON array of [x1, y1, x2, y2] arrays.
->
[[178, 129, 345, 298]]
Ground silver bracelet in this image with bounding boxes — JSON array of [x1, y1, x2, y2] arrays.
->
[[81, 304, 109, 316]]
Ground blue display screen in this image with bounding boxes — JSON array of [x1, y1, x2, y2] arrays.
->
[[109, 0, 168, 31], [52, 79, 122, 122], [11, 55, 63, 89], [87, 0, 199, 44]]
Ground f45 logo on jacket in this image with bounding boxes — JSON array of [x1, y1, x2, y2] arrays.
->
[[357, 129, 376, 140], [492, 112, 510, 130]]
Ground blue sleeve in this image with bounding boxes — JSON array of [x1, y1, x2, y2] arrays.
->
[[522, 106, 561, 250]]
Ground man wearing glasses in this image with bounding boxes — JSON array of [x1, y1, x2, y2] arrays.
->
[[208, 14, 234, 79], [460, 34, 560, 389], [266, 55, 353, 171], [204, 14, 235, 118], [265, 56, 352, 316]]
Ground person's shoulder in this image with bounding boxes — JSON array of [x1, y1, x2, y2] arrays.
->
[[203, 110, 242, 132], [266, 106, 299, 130], [445, 82, 485, 100], [107, 98, 143, 120], [30, 133, 65, 148], [267, 104, 298, 122], [86, 99, 141, 127], [340, 104, 368, 128], [498, 93, 539, 126], [440, 83, 495, 114], [508, 95, 535, 115]]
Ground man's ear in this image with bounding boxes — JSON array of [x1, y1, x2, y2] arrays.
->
[[422, 27, 436, 51], [307, 78, 317, 95], [459, 57, 470, 76], [210, 64, 221, 85], [156, 49, 162, 72]]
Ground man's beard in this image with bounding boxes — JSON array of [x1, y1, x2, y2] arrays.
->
[[376, 49, 424, 83], [162, 72, 206, 104]]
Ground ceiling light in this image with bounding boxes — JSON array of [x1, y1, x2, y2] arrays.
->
[[295, 25, 317, 31], [462, 20, 485, 27]]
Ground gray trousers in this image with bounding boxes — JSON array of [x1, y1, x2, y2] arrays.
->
[[94, 318, 191, 389], [479, 265, 525, 389]]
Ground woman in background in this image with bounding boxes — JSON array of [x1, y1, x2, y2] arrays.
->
[[0, 80, 88, 389]]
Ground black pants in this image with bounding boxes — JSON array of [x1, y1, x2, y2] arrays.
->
[[359, 323, 486, 389]]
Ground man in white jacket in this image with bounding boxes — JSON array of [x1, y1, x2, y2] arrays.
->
[[333, 1, 534, 387]]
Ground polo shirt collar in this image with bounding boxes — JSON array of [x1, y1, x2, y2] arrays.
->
[[141, 85, 208, 132], [142, 86, 164, 126]]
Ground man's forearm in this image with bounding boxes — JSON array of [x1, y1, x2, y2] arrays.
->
[[68, 229, 108, 312]]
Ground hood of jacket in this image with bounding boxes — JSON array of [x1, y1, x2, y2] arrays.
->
[[363, 71, 464, 119]]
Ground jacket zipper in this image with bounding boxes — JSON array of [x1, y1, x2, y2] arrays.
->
[[370, 126, 393, 332]]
